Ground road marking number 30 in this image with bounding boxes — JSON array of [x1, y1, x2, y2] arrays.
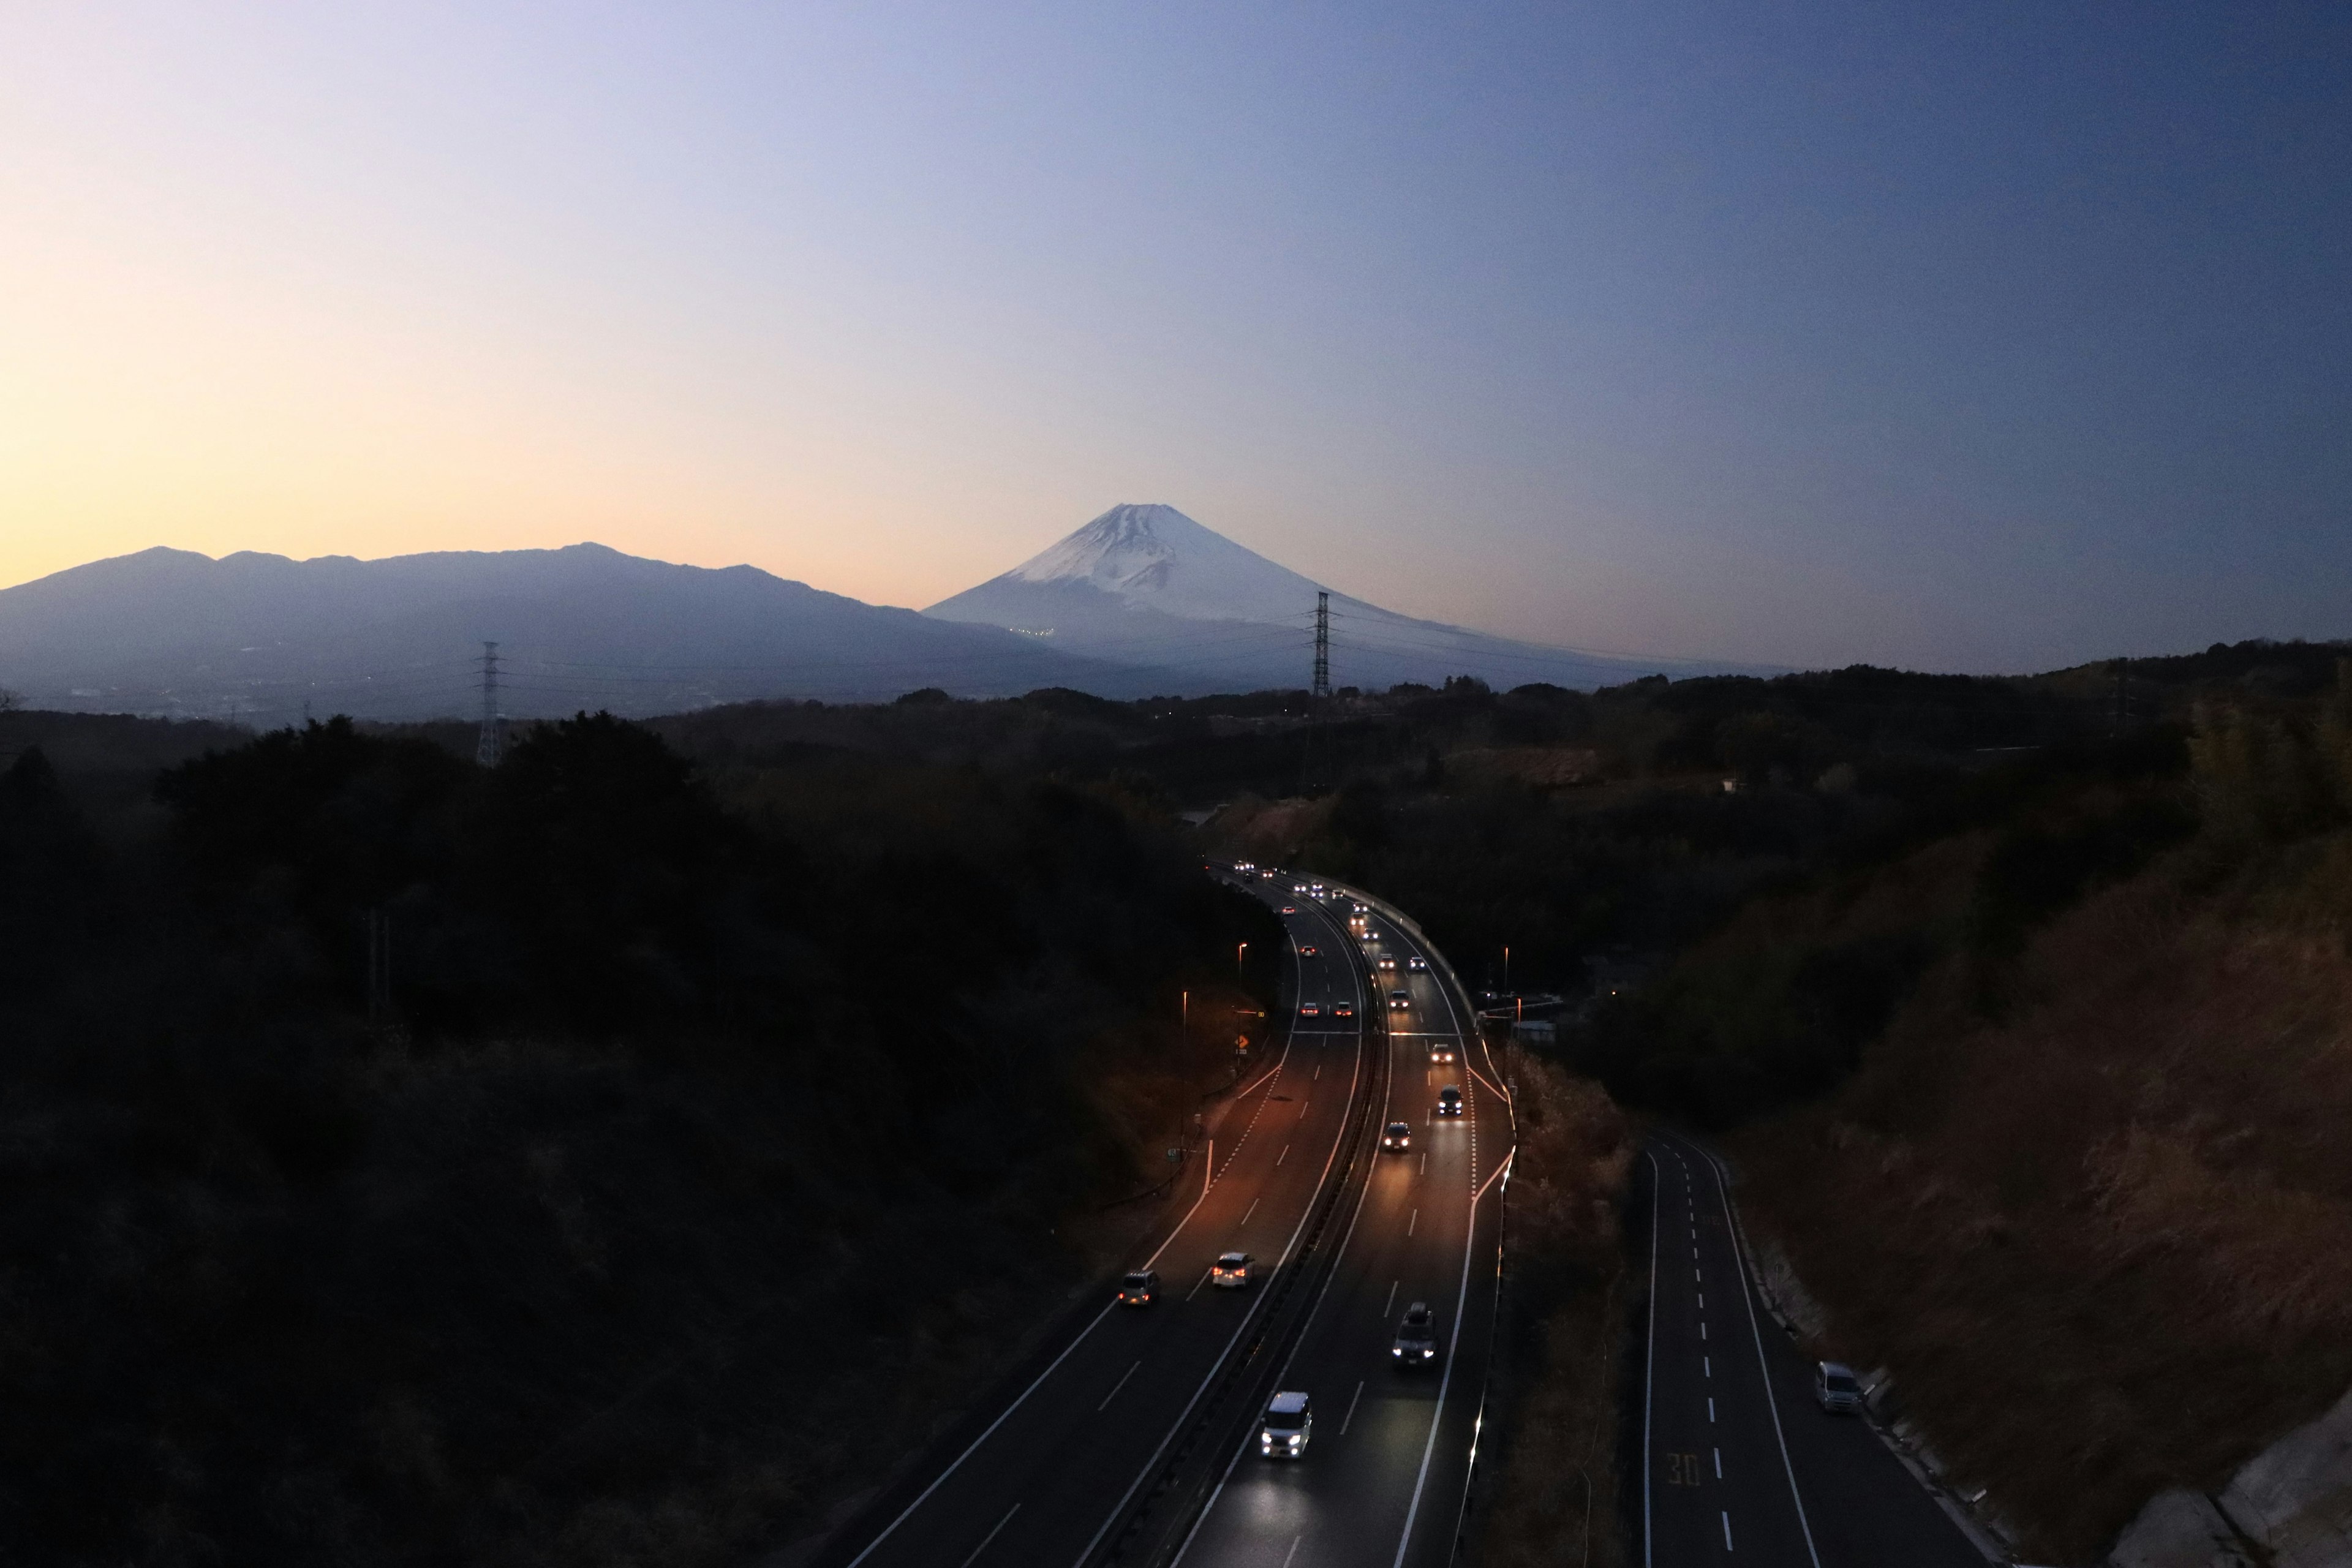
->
[[1662, 1451, 1705, 1486]]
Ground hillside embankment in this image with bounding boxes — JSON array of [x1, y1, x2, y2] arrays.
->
[[0, 712, 1283, 1566], [1587, 671, 2352, 1562], [1472, 1058, 1636, 1567]]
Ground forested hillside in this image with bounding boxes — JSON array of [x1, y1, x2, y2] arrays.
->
[[0, 711, 1279, 1564]]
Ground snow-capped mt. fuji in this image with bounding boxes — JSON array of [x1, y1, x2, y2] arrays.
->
[[927, 503, 1718, 693], [995, 502, 1327, 625]]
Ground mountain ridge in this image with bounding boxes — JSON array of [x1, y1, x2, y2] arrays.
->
[[0, 541, 1179, 721], [928, 502, 1750, 691]]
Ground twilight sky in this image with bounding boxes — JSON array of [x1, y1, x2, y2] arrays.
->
[[4, 2, 2346, 673]]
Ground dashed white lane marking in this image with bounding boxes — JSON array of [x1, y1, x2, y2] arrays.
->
[[1282, 1534, 1303, 1568], [1240, 1199, 1259, 1226], [960, 1502, 1019, 1567], [1276, 1145, 1289, 1167], [1098, 1360, 1141, 1412], [1214, 1069, 1287, 1182], [1186, 1270, 1211, 1300], [1701, 1322, 1708, 1340], [1705, 1356, 1712, 1378], [1695, 1268, 1703, 1283], [1408, 1208, 1418, 1236], [1384, 1280, 1398, 1316], [1342, 1379, 1366, 1434], [1708, 1397, 1717, 1422], [1722, 1510, 1734, 1552], [1692, 1247, 1700, 1261], [1713, 1447, 1722, 1478], [1698, 1294, 1706, 1309], [1691, 1227, 1697, 1240], [1420, 1152, 1428, 1175]]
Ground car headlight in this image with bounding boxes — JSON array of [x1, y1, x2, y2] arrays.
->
[[1289, 1434, 1304, 1448], [1392, 1348, 1403, 1356]]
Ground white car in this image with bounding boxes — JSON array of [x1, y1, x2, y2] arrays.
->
[[1212, 1251, 1256, 1289], [1815, 1362, 1864, 1414], [1406, 956, 1428, 972], [1261, 1391, 1312, 1457]]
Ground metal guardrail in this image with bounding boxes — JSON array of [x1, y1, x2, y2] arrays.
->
[[1091, 876, 1393, 1567]]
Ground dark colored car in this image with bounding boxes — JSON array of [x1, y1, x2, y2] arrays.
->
[[1392, 1301, 1439, 1366], [1436, 1085, 1464, 1117], [1381, 1121, 1412, 1152], [1119, 1270, 1160, 1306]]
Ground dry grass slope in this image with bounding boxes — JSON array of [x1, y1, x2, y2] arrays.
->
[[1734, 840, 2352, 1561], [1476, 1060, 1635, 1568]]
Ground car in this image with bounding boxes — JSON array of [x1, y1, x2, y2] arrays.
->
[[1299, 944, 1319, 957], [1292, 884, 1308, 895], [1298, 1002, 1321, 1019], [1815, 1361, 1864, 1414], [1235, 861, 1256, 873], [1212, 1251, 1255, 1288], [1378, 956, 1396, 971], [1260, 1391, 1312, 1457], [1308, 884, 1327, 898], [1118, 1270, 1160, 1306], [1333, 1002, 1354, 1018], [1436, 1085, 1464, 1117], [1392, 1301, 1439, 1365], [1428, 1042, 1456, 1063], [1280, 905, 1297, 914], [1381, 1121, 1412, 1151], [1406, 956, 1428, 972], [1389, 989, 1411, 1011]]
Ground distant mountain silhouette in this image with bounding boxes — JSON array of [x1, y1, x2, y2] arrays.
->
[[0, 543, 1179, 722], [927, 503, 1745, 692]]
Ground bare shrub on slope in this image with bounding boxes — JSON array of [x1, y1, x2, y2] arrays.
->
[[1477, 1059, 1636, 1567], [1734, 856, 2352, 1561]]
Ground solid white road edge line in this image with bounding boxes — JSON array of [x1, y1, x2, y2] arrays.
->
[[959, 1502, 1020, 1568], [843, 1307, 1111, 1568], [1388, 1144, 1505, 1568], [1644, 1150, 1660, 1568], [1077, 895, 1367, 1568], [1683, 1133, 1823, 1568], [1171, 914, 1398, 1567]]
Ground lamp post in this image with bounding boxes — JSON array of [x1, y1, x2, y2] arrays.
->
[[1502, 945, 1510, 993], [1237, 942, 1248, 982]]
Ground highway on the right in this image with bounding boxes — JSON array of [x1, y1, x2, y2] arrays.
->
[[1642, 1128, 1989, 1568]]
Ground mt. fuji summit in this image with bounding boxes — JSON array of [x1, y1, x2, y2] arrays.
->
[[925, 503, 1705, 693]]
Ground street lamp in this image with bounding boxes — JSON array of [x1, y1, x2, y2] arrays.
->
[[1502, 945, 1510, 993], [1237, 942, 1248, 981]]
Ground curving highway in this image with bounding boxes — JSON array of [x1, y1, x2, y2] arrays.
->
[[812, 866, 1509, 1568], [1166, 878, 1512, 1568]]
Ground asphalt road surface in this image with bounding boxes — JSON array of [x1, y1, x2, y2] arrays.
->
[[1171, 888, 1510, 1568], [1641, 1128, 1989, 1568], [820, 875, 1385, 1568]]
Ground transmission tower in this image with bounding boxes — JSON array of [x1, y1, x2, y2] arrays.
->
[[1311, 591, 1331, 699], [475, 641, 505, 767]]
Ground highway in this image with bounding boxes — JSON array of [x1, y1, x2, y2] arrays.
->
[[1641, 1128, 1989, 1568], [817, 873, 1391, 1568], [1171, 884, 1510, 1568], [814, 864, 1988, 1568]]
